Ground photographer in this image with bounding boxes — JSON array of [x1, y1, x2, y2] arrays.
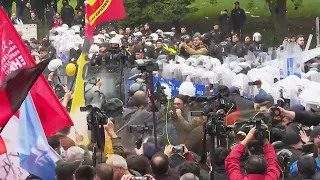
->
[[180, 35, 208, 56], [171, 102, 206, 155], [117, 90, 165, 153], [225, 128, 281, 180], [178, 35, 193, 59], [164, 145, 194, 168]]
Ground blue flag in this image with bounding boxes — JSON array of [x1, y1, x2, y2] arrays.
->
[[18, 94, 60, 180]]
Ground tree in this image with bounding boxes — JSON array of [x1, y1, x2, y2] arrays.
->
[[116, 0, 153, 27], [248, 0, 303, 34], [116, 0, 198, 30]]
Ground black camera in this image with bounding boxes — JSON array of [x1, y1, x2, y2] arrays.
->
[[172, 145, 184, 154], [135, 59, 159, 72], [248, 80, 261, 86], [80, 105, 108, 126], [244, 115, 268, 141]]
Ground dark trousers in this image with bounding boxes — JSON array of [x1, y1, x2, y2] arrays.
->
[[16, 2, 26, 18], [233, 26, 243, 36], [3, 6, 12, 18]]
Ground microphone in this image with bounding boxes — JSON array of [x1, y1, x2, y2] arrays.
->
[[128, 73, 142, 81]]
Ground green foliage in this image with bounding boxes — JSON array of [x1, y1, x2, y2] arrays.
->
[[116, 0, 198, 26], [116, 0, 152, 27], [145, 0, 198, 22], [265, 0, 303, 9]]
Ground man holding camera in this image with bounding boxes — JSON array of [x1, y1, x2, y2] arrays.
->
[[225, 127, 281, 180], [180, 35, 208, 56]]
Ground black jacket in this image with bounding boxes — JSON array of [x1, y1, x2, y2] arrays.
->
[[61, 5, 75, 26], [294, 111, 320, 126], [22, 7, 31, 23], [218, 14, 232, 35], [248, 42, 268, 56], [209, 30, 222, 44], [72, 15, 85, 27], [153, 168, 180, 180], [219, 40, 233, 57], [231, 41, 246, 57], [231, 8, 246, 28], [213, 166, 228, 180]]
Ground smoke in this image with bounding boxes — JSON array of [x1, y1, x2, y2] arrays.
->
[[97, 68, 118, 98], [84, 68, 121, 104]]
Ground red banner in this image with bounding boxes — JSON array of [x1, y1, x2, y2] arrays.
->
[[85, 0, 126, 39], [0, 7, 73, 136]]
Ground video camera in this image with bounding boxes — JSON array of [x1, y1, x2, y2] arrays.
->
[[243, 113, 269, 141], [135, 59, 159, 72], [190, 94, 234, 116], [80, 98, 124, 127]]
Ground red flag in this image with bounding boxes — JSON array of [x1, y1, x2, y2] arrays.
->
[[0, 7, 73, 137], [85, 0, 126, 39], [0, 136, 6, 155], [0, 58, 51, 127]]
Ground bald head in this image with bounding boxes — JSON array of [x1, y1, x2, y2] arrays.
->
[[134, 90, 145, 99], [180, 173, 199, 180], [95, 163, 113, 180]]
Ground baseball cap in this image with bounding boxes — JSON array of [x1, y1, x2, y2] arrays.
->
[[282, 132, 301, 146]]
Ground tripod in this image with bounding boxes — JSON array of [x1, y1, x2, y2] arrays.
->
[[200, 111, 228, 180]]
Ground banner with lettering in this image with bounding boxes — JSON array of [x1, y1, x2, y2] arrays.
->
[[127, 77, 206, 97], [0, 7, 73, 137], [85, 0, 126, 39], [0, 116, 29, 180]]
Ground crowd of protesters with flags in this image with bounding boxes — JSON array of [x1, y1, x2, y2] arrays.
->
[[2, 0, 320, 180]]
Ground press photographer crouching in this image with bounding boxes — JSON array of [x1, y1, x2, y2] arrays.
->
[[225, 127, 281, 180]]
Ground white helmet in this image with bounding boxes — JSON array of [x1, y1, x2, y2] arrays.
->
[[253, 32, 262, 42], [109, 37, 122, 46]]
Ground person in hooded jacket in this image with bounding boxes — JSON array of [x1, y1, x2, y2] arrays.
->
[[218, 9, 232, 36], [61, 0, 74, 27]]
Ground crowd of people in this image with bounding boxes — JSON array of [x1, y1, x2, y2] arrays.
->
[[1, 0, 85, 29], [3, 1, 320, 180]]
